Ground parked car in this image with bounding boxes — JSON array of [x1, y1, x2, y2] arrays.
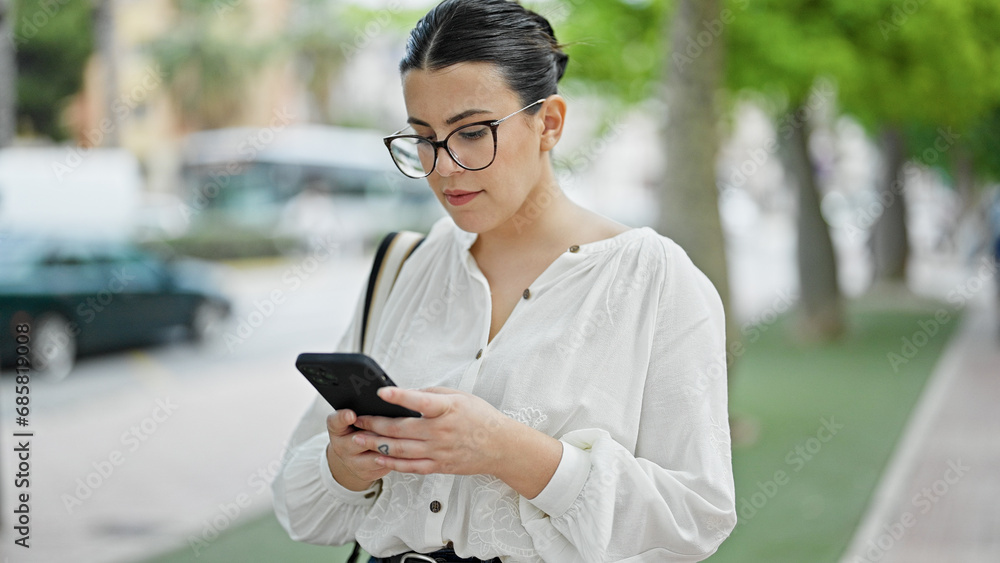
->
[[0, 231, 231, 379]]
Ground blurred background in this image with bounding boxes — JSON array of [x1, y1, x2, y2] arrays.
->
[[0, 0, 998, 562]]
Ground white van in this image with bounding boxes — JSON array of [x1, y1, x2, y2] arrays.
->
[[0, 146, 143, 238]]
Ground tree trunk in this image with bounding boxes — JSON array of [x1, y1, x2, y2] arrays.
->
[[92, 0, 118, 146], [782, 104, 844, 340], [660, 0, 736, 364], [947, 145, 976, 255], [0, 0, 15, 147], [871, 126, 908, 282]]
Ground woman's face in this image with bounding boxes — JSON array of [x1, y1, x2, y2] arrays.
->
[[401, 62, 553, 235]]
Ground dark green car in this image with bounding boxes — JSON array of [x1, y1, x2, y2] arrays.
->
[[0, 231, 231, 379]]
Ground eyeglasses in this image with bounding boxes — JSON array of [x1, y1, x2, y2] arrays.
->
[[384, 99, 546, 179]]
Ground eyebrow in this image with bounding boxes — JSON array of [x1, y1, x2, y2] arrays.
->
[[407, 108, 492, 128]]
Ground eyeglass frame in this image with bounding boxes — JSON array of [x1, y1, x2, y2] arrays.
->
[[383, 98, 547, 179]]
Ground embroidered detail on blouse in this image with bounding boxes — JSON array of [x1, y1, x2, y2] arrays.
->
[[503, 407, 548, 430]]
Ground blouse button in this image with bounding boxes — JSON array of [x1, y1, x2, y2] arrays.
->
[[522, 288, 531, 299], [429, 500, 442, 513], [569, 244, 580, 253], [475, 348, 483, 360]]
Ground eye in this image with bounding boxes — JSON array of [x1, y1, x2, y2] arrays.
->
[[458, 126, 489, 141]]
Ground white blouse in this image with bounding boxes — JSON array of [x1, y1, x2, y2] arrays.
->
[[272, 216, 737, 562]]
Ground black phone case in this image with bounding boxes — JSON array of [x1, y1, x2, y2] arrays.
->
[[295, 353, 421, 418]]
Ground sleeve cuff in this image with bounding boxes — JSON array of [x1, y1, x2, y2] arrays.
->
[[525, 440, 591, 518], [314, 437, 382, 505]]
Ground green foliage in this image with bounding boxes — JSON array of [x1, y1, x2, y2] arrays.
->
[[841, 0, 1000, 130], [143, 0, 276, 130], [726, 0, 1000, 187], [12, 0, 94, 140], [965, 106, 1000, 182], [727, 0, 860, 108], [548, 0, 669, 104]]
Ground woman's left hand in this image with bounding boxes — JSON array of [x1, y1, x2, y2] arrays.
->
[[351, 387, 515, 477]]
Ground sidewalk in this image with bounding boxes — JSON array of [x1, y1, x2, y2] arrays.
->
[[840, 291, 1000, 562]]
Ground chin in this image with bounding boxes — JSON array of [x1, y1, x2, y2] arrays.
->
[[445, 208, 496, 234]]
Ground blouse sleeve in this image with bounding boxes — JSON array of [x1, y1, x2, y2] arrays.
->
[[518, 239, 737, 562], [271, 285, 381, 545]]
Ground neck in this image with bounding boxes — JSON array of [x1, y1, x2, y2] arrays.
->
[[472, 166, 583, 256]]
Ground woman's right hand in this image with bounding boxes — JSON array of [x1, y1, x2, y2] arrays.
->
[[326, 409, 392, 491]]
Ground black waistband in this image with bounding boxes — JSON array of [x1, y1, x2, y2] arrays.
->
[[369, 547, 501, 563]]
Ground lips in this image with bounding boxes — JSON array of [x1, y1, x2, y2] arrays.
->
[[443, 190, 482, 206]]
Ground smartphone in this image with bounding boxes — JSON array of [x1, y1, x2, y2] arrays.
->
[[295, 352, 421, 418]]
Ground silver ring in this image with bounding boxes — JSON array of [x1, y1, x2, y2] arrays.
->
[[400, 554, 438, 563]]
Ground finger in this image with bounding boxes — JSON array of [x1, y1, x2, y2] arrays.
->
[[340, 430, 382, 455], [346, 451, 391, 482], [353, 414, 420, 442], [347, 430, 386, 452], [326, 409, 357, 437], [355, 433, 430, 460], [375, 455, 436, 475], [421, 386, 459, 395], [377, 387, 451, 418]]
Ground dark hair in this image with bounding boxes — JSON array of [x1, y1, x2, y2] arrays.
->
[[399, 0, 569, 111]]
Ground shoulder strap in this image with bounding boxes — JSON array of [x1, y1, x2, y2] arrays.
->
[[359, 230, 425, 355], [346, 231, 423, 563]]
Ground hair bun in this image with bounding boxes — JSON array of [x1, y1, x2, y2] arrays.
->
[[554, 51, 569, 81], [526, 9, 568, 81], [529, 10, 558, 42]]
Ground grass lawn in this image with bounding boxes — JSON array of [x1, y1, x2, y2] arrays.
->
[[706, 295, 960, 562], [142, 295, 960, 563], [142, 512, 369, 563]]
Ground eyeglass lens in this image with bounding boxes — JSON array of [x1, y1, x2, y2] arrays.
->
[[388, 122, 497, 178]]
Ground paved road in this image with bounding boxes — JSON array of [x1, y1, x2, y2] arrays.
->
[[0, 252, 372, 563]]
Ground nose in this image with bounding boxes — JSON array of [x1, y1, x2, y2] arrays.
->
[[433, 146, 463, 177]]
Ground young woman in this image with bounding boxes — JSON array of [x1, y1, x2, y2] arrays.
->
[[272, 1, 736, 561]]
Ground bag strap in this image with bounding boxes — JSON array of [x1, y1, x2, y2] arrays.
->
[[360, 230, 425, 355], [347, 231, 424, 563]]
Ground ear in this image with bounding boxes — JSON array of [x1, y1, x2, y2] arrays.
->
[[538, 95, 567, 152]]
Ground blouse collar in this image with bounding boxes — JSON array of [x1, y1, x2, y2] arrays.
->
[[452, 220, 650, 256]]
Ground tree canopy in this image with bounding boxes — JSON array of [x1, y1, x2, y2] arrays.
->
[[13, 0, 93, 140]]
